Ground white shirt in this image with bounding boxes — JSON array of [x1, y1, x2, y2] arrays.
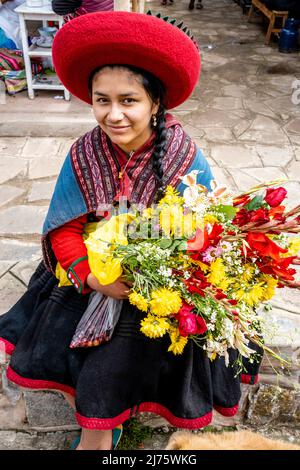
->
[[0, 0, 24, 49]]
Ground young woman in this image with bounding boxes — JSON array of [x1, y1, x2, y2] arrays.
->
[[0, 12, 260, 450]]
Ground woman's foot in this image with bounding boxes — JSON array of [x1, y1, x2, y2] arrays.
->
[[72, 425, 123, 450]]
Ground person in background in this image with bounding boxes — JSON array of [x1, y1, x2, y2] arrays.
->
[[0, 0, 24, 50], [52, 0, 113, 21]]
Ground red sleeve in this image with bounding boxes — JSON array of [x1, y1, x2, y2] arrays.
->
[[49, 214, 92, 294]]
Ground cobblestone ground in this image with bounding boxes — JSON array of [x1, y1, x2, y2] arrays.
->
[[0, 0, 300, 450]]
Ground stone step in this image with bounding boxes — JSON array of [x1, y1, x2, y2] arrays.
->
[[0, 92, 94, 138], [0, 112, 95, 138]]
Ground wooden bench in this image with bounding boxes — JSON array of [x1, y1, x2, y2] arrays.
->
[[248, 0, 288, 45]]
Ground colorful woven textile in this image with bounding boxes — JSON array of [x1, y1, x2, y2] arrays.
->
[[0, 48, 26, 94]]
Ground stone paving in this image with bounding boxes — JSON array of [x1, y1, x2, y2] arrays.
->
[[0, 0, 300, 449]]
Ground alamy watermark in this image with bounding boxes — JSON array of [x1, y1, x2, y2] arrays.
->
[[291, 79, 300, 105]]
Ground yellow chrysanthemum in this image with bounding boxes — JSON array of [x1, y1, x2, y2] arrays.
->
[[287, 238, 300, 257], [241, 264, 255, 282], [218, 277, 232, 291], [158, 186, 184, 206], [55, 262, 72, 287], [204, 214, 219, 225], [233, 283, 265, 306], [150, 288, 182, 316], [191, 259, 210, 273], [168, 328, 188, 355], [207, 258, 226, 286], [140, 315, 170, 338], [129, 291, 149, 312], [260, 275, 278, 301]]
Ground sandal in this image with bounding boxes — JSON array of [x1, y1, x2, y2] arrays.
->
[[112, 424, 123, 450], [70, 425, 123, 450], [70, 435, 80, 450]]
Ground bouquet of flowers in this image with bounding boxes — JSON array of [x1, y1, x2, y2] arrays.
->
[[60, 172, 300, 370]]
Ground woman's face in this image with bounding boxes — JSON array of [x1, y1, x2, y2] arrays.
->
[[92, 67, 159, 154]]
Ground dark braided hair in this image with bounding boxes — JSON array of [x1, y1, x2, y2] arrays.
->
[[88, 64, 168, 201]]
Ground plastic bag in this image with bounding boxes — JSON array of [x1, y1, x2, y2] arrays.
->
[[70, 292, 123, 348]]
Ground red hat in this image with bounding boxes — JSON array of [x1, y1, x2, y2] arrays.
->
[[52, 11, 201, 109]]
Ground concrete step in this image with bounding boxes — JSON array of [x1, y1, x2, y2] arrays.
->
[[0, 91, 95, 137]]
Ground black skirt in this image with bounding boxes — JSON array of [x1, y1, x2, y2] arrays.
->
[[0, 261, 252, 430]]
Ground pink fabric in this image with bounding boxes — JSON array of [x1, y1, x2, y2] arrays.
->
[[81, 0, 113, 12]]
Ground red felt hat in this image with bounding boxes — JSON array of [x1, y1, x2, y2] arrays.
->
[[52, 11, 201, 109]]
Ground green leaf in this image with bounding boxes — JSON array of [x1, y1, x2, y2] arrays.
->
[[217, 205, 237, 220], [169, 239, 183, 252], [176, 240, 188, 251], [158, 239, 173, 249], [244, 195, 264, 211]]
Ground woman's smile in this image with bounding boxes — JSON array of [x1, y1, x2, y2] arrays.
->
[[106, 124, 131, 134]]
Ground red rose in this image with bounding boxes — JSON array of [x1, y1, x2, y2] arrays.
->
[[195, 316, 208, 334], [177, 302, 195, 316], [176, 302, 208, 336], [178, 314, 199, 337], [264, 187, 287, 207]]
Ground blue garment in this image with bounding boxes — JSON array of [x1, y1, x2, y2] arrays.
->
[[43, 147, 213, 236], [0, 27, 17, 49]]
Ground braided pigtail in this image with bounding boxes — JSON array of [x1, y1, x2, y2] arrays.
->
[[151, 105, 167, 202]]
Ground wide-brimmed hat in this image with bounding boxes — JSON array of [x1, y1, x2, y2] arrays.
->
[[52, 11, 201, 109]]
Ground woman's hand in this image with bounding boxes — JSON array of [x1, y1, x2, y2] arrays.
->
[[87, 273, 131, 300]]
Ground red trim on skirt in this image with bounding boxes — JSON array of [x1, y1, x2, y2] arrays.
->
[[6, 366, 76, 397], [241, 374, 259, 385], [213, 403, 239, 416], [0, 338, 15, 356], [5, 362, 239, 430], [76, 403, 214, 430]]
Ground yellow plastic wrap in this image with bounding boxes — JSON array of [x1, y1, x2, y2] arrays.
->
[[84, 214, 134, 285], [55, 262, 72, 287], [55, 214, 134, 287]]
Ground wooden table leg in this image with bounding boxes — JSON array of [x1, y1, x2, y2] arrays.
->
[[265, 12, 275, 45], [248, 4, 254, 22]]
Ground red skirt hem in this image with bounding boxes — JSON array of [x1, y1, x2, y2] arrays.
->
[[6, 365, 76, 397], [76, 404, 214, 430], [241, 373, 259, 385], [213, 403, 239, 417], [0, 337, 15, 356]]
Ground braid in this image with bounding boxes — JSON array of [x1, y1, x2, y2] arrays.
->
[[152, 105, 167, 202]]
